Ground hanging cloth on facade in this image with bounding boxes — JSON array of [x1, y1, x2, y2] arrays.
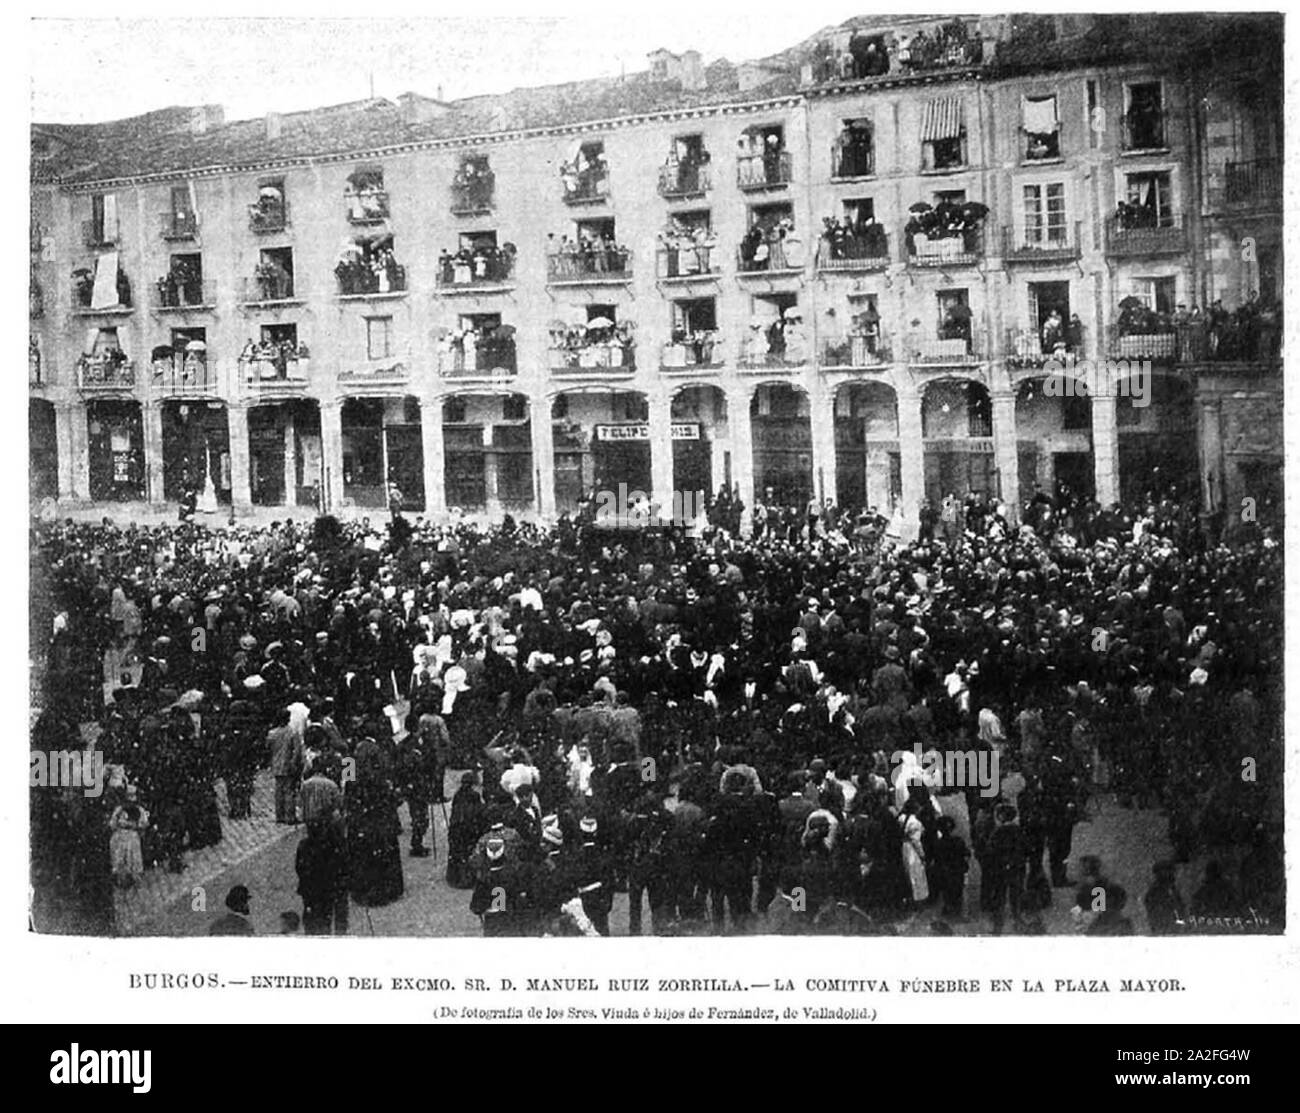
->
[[1022, 95, 1058, 136], [91, 251, 120, 309], [921, 97, 964, 141], [101, 193, 119, 241]]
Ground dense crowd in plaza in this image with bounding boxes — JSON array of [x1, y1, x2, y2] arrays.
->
[[29, 482, 1284, 938]]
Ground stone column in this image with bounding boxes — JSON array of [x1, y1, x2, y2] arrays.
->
[[530, 391, 555, 520], [647, 390, 675, 519], [55, 401, 78, 500], [319, 399, 344, 514], [991, 390, 1019, 523], [808, 377, 837, 509], [897, 388, 925, 530], [227, 403, 252, 513], [1091, 381, 1120, 508], [282, 411, 297, 508], [142, 401, 165, 505], [419, 397, 446, 518], [726, 385, 754, 533]]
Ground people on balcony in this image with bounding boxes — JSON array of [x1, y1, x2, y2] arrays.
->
[[549, 319, 635, 369], [438, 325, 517, 375], [662, 144, 710, 194], [336, 239, 403, 295], [240, 338, 308, 379], [249, 186, 285, 229], [1201, 294, 1283, 361], [453, 157, 495, 210], [547, 233, 629, 279], [156, 259, 203, 307], [253, 257, 292, 301], [658, 220, 716, 277], [560, 149, 608, 200], [667, 327, 718, 366], [737, 132, 787, 186], [438, 241, 516, 285], [1113, 199, 1168, 231], [819, 215, 889, 262], [78, 346, 130, 381], [740, 217, 801, 272], [905, 200, 987, 258]]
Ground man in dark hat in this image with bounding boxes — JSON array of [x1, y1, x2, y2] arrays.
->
[[209, 885, 255, 935]]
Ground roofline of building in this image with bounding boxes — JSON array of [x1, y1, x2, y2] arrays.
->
[[40, 91, 809, 193]]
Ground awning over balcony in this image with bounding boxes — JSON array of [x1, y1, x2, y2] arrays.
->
[[921, 97, 963, 141]]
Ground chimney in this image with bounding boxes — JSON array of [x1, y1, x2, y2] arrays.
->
[[437, 85, 444, 103], [680, 49, 706, 91], [265, 112, 283, 142], [396, 92, 449, 124]]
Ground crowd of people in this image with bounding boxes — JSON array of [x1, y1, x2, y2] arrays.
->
[[436, 240, 516, 287], [29, 478, 1283, 937]]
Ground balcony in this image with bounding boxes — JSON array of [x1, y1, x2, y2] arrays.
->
[[71, 278, 133, 315], [435, 250, 516, 292], [1108, 327, 1176, 364], [149, 353, 218, 396], [1105, 214, 1187, 257], [1002, 222, 1081, 265], [546, 248, 632, 285], [737, 151, 792, 192], [820, 333, 890, 370], [344, 189, 389, 225], [658, 161, 711, 200], [160, 212, 199, 240], [656, 245, 719, 281], [336, 265, 408, 299], [735, 244, 806, 277], [152, 277, 216, 311], [831, 142, 875, 180], [908, 230, 983, 268], [438, 338, 518, 380], [550, 342, 636, 375], [239, 351, 311, 391], [81, 221, 118, 249], [909, 335, 981, 366], [1225, 158, 1281, 207], [30, 281, 43, 319], [248, 199, 289, 234], [338, 363, 412, 392], [76, 355, 136, 391], [736, 324, 811, 371], [1005, 329, 1081, 370], [29, 347, 44, 388], [1166, 319, 1281, 365], [661, 334, 723, 372], [816, 232, 891, 273], [240, 276, 301, 306]]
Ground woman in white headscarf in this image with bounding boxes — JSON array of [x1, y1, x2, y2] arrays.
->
[[898, 797, 929, 906]]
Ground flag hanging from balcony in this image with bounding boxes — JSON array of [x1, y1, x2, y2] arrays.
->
[[91, 251, 119, 309], [921, 97, 963, 141], [1022, 95, 1058, 135]]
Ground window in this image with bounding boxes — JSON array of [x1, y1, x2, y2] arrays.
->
[[561, 140, 608, 201], [366, 316, 393, 360], [937, 288, 971, 342], [250, 178, 287, 230], [1023, 95, 1060, 160], [1124, 82, 1166, 150], [615, 394, 648, 422], [164, 253, 204, 306], [345, 166, 388, 223], [502, 395, 527, 422], [444, 398, 468, 424], [921, 97, 966, 170], [672, 297, 717, 334], [171, 326, 206, 351], [738, 123, 790, 187], [576, 217, 616, 242], [835, 118, 875, 177], [967, 386, 993, 437], [843, 198, 874, 229], [1124, 171, 1174, 226], [750, 202, 793, 231], [1023, 182, 1067, 244], [1087, 80, 1100, 151], [261, 323, 297, 348], [256, 247, 294, 299], [1131, 276, 1177, 316], [934, 189, 967, 208]]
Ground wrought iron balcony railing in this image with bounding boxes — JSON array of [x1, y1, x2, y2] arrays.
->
[[661, 335, 723, 370], [344, 189, 390, 224], [550, 343, 636, 373], [82, 220, 118, 249], [240, 276, 299, 304], [737, 150, 792, 190], [831, 142, 875, 179], [820, 333, 890, 369], [248, 200, 289, 234], [909, 334, 981, 365], [1225, 158, 1281, 206], [160, 212, 199, 240], [546, 249, 632, 283], [908, 229, 983, 267], [149, 354, 218, 395], [336, 266, 408, 297], [658, 161, 712, 199], [438, 340, 519, 378], [77, 356, 136, 390], [436, 252, 516, 289], [153, 278, 216, 309], [1105, 213, 1187, 257], [816, 234, 891, 272], [1002, 221, 1081, 264], [656, 245, 718, 280]]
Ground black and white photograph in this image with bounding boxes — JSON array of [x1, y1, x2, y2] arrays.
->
[[25, 6, 1286, 956]]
